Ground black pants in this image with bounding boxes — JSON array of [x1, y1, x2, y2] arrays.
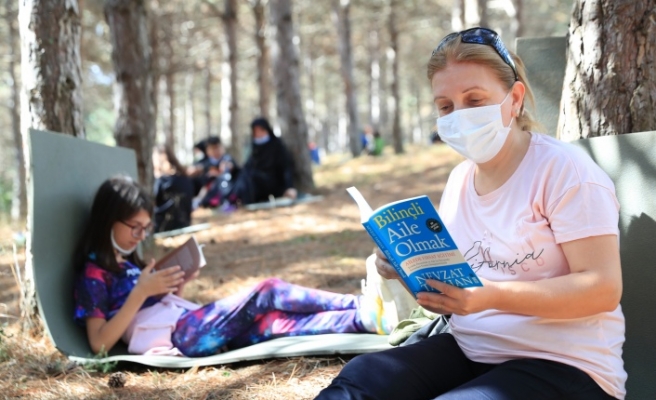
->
[[316, 333, 616, 400], [229, 168, 284, 205]]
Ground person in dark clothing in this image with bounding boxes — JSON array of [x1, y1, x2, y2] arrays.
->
[[187, 136, 240, 208], [188, 139, 209, 196], [228, 118, 297, 205], [152, 146, 195, 233]]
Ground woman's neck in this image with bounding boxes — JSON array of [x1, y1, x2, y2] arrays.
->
[[473, 128, 531, 196]]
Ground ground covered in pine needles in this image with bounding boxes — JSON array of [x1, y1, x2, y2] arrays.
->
[[0, 143, 461, 399]]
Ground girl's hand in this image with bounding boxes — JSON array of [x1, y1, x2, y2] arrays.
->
[[173, 270, 200, 295], [416, 278, 498, 316], [374, 247, 401, 280], [134, 259, 186, 298]]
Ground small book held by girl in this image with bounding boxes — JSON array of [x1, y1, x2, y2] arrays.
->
[[154, 236, 206, 280]]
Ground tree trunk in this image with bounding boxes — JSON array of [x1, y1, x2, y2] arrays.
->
[[18, 0, 84, 333], [269, 0, 315, 193], [149, 2, 160, 143], [204, 63, 213, 137], [332, 0, 361, 157], [369, 29, 381, 130], [513, 0, 524, 38], [388, 0, 404, 154], [183, 72, 195, 163], [451, 0, 465, 31], [7, 0, 27, 222], [379, 37, 389, 141], [304, 40, 319, 144], [164, 70, 176, 148], [464, 0, 481, 28], [252, 0, 272, 120], [19, 0, 85, 137], [222, 0, 241, 163], [558, 0, 656, 140], [105, 0, 155, 191], [477, 0, 489, 28]]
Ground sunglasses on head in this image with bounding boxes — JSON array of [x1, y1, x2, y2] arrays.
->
[[432, 27, 519, 82]]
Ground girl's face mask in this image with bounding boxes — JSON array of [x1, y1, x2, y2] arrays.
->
[[436, 90, 514, 164], [111, 228, 137, 256]]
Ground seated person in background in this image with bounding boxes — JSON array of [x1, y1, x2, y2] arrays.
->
[[227, 117, 297, 205], [369, 131, 385, 156], [188, 139, 208, 196], [188, 136, 240, 208], [152, 146, 194, 233], [74, 176, 391, 357]]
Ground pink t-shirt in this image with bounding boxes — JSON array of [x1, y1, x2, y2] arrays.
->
[[439, 133, 626, 399]]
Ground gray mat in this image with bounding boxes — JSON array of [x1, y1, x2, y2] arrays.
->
[[29, 129, 390, 365], [571, 130, 656, 399], [243, 194, 324, 211]]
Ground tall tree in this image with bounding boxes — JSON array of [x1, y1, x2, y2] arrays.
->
[[161, 12, 177, 148], [252, 0, 272, 120], [513, 0, 524, 37], [558, 0, 656, 140], [18, 0, 84, 332], [269, 0, 315, 193], [105, 0, 156, 191], [368, 29, 381, 131], [332, 0, 361, 157], [451, 0, 465, 31], [223, 0, 241, 162], [477, 0, 488, 28], [388, 0, 404, 154], [203, 62, 214, 137], [205, 0, 241, 161], [19, 0, 85, 137], [6, 0, 26, 222]]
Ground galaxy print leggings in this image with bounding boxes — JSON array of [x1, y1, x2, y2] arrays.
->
[[171, 278, 367, 357]]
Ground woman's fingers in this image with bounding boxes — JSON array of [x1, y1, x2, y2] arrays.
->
[[374, 247, 388, 261], [374, 254, 399, 280]]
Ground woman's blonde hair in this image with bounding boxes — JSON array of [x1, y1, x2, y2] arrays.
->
[[427, 35, 543, 132]]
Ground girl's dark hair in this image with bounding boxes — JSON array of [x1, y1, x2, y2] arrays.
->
[[75, 176, 153, 274]]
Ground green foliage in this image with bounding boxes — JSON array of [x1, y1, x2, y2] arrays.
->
[[85, 107, 116, 146], [83, 347, 119, 374], [0, 323, 13, 362], [0, 177, 13, 220]]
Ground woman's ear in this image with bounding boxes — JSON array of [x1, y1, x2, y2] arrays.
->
[[511, 81, 526, 117]]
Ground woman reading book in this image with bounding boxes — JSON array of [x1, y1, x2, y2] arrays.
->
[[317, 27, 625, 400], [74, 176, 390, 357]]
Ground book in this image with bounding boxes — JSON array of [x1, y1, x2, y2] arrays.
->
[[347, 187, 482, 296], [154, 236, 207, 280]]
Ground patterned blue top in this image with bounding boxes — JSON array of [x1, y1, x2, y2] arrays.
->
[[74, 258, 159, 326]]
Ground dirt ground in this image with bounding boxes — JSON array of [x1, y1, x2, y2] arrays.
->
[[0, 143, 462, 399]]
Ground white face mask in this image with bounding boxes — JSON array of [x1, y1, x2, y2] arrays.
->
[[436, 90, 514, 164], [111, 228, 137, 256]]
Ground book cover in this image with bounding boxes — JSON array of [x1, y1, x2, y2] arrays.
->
[[154, 236, 206, 280], [347, 187, 482, 296]]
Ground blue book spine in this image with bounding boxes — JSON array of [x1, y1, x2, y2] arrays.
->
[[363, 195, 482, 296]]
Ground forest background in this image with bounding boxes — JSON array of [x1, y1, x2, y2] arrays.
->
[[0, 0, 573, 223]]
